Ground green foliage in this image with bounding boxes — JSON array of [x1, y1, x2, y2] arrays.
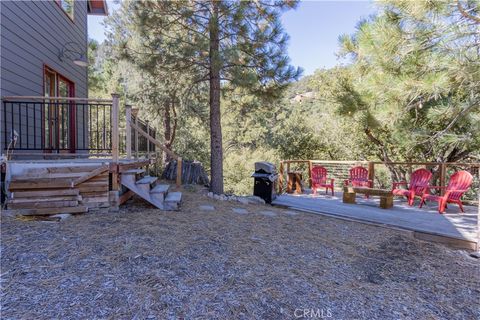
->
[[223, 147, 279, 195], [88, 0, 480, 195]]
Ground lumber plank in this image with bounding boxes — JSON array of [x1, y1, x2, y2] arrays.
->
[[11, 189, 79, 198], [22, 165, 102, 176], [9, 179, 74, 190], [80, 191, 109, 198], [119, 190, 134, 205], [12, 206, 88, 216], [8, 200, 78, 209], [73, 165, 109, 186], [13, 172, 109, 180], [80, 197, 109, 204], [118, 160, 151, 172], [8, 195, 81, 203], [78, 185, 109, 193]]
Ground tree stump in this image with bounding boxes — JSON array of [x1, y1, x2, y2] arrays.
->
[[162, 160, 209, 186]]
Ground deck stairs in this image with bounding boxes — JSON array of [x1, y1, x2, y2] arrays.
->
[[120, 169, 182, 210]]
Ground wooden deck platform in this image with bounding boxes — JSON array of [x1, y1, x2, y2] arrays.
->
[[273, 191, 478, 250]]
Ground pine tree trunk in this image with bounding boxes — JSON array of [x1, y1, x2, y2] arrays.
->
[[208, 1, 224, 194], [162, 99, 172, 166]]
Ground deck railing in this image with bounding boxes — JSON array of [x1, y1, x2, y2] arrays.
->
[[278, 160, 480, 203], [125, 105, 182, 187], [1, 96, 114, 155]]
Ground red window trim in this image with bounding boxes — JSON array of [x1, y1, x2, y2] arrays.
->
[[54, 0, 75, 23], [42, 64, 76, 152]]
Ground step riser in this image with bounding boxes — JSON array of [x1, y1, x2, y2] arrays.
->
[[150, 192, 166, 203], [120, 176, 180, 211]]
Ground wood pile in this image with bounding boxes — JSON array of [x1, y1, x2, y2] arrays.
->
[[7, 164, 111, 215], [162, 160, 209, 186]]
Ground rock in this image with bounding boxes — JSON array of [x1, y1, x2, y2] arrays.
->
[[237, 197, 250, 205], [245, 196, 266, 205], [51, 213, 72, 221], [259, 210, 277, 217], [213, 194, 221, 200], [220, 194, 228, 201], [232, 208, 249, 215], [207, 192, 214, 198], [199, 205, 215, 211], [284, 210, 299, 216]]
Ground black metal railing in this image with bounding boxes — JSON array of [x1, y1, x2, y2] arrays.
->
[[2, 99, 113, 153]]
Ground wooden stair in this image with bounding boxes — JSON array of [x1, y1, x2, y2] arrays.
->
[[120, 170, 182, 211]]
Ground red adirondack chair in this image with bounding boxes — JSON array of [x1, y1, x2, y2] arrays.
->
[[392, 168, 432, 206], [344, 166, 373, 198], [344, 166, 373, 188], [311, 166, 335, 196], [419, 170, 473, 214]]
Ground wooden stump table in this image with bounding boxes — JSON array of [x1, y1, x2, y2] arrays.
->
[[343, 186, 394, 209], [287, 171, 303, 194]]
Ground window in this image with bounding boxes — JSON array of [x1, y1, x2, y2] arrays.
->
[[57, 0, 74, 20]]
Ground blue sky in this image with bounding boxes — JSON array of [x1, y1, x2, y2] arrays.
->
[[88, 1, 376, 76]]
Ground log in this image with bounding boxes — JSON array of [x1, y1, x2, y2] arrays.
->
[[162, 160, 209, 186]]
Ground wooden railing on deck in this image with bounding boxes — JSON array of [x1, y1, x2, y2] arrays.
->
[[125, 105, 182, 187]]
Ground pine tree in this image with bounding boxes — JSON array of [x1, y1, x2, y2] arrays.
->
[[125, 0, 301, 194]]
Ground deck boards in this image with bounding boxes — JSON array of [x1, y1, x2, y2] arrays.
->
[[273, 192, 478, 249]]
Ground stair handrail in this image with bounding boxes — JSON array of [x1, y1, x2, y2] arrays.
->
[[125, 105, 182, 187]]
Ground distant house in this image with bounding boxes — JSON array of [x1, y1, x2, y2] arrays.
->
[[0, 0, 108, 154]]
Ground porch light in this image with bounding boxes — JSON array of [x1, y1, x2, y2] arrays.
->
[[58, 42, 88, 67]]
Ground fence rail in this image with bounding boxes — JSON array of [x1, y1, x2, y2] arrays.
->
[[278, 160, 480, 203]]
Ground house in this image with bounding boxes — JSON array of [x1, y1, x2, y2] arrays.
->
[[0, 0, 107, 154], [0, 1, 183, 212]]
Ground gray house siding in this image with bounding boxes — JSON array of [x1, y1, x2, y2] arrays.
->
[[0, 0, 89, 154]]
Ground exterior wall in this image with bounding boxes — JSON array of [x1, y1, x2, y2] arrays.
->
[[0, 0, 88, 154]]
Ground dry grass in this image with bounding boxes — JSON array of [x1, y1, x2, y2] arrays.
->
[[1, 188, 479, 319]]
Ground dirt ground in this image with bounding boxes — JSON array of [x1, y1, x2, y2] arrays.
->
[[1, 188, 479, 319]]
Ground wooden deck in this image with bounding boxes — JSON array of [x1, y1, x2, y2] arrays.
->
[[273, 191, 478, 250]]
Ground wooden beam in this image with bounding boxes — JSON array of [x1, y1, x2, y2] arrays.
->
[[126, 105, 132, 160], [118, 160, 151, 172], [368, 162, 375, 188], [130, 121, 179, 159], [8, 200, 79, 209], [73, 165, 109, 186], [111, 93, 120, 194], [119, 190, 134, 205], [439, 163, 447, 196], [11, 189, 79, 198], [9, 179, 74, 190], [176, 157, 182, 187]]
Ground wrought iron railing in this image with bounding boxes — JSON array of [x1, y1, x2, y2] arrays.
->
[[2, 97, 113, 153]]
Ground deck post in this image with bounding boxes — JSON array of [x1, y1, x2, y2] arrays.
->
[[111, 93, 120, 209], [125, 105, 132, 160], [439, 163, 447, 196], [278, 161, 284, 194], [176, 157, 182, 187], [134, 115, 139, 159], [308, 160, 313, 188], [368, 162, 375, 188]]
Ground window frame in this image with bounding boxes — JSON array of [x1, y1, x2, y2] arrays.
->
[[43, 65, 76, 152], [55, 0, 75, 22]]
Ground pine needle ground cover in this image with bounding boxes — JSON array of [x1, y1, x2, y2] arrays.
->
[[1, 190, 479, 319]]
